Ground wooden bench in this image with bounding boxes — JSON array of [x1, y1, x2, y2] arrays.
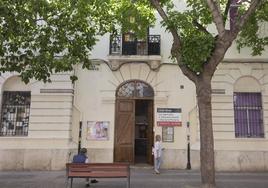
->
[[66, 163, 130, 188]]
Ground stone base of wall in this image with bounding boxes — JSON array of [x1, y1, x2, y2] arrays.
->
[[0, 148, 113, 170], [215, 150, 268, 171], [191, 150, 268, 171], [159, 149, 268, 171], [87, 148, 114, 163], [161, 149, 187, 169], [1, 148, 268, 171], [0, 149, 76, 170]]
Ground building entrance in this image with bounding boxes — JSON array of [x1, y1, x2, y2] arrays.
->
[[114, 80, 154, 165], [135, 100, 153, 164]]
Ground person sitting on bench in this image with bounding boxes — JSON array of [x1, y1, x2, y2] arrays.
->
[[72, 148, 98, 187]]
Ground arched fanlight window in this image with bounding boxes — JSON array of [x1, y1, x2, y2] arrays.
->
[[116, 80, 154, 98]]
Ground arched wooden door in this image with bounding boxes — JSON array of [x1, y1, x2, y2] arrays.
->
[[114, 80, 154, 164]]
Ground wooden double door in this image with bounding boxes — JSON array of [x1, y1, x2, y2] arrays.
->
[[114, 99, 153, 164]]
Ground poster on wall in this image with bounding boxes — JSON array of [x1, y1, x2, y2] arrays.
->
[[162, 127, 174, 142], [86, 121, 109, 140], [157, 108, 182, 126]]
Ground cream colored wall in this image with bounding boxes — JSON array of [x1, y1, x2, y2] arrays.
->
[[0, 0, 267, 170], [73, 61, 268, 170], [192, 62, 268, 152], [211, 63, 268, 147], [0, 73, 76, 170], [188, 62, 268, 171], [189, 63, 268, 171], [154, 65, 196, 149], [73, 62, 196, 163], [87, 1, 268, 169]]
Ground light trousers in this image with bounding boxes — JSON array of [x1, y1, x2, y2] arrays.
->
[[154, 157, 162, 171]]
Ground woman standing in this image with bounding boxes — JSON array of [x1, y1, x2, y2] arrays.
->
[[153, 135, 163, 174]]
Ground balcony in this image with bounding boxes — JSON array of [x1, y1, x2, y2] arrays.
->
[[108, 34, 161, 71], [110, 34, 160, 55]]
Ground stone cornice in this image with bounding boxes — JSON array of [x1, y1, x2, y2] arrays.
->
[[107, 55, 162, 71]]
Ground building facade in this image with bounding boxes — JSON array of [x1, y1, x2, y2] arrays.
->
[[0, 2, 268, 171]]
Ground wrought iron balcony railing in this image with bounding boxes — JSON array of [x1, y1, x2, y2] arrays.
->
[[110, 34, 161, 56]]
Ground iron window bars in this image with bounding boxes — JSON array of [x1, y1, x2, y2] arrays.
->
[[234, 92, 264, 138], [0, 91, 31, 136]]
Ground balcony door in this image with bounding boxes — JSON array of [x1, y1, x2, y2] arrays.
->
[[110, 33, 160, 56], [122, 33, 148, 55]]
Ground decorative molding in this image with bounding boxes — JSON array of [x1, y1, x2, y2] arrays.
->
[[222, 59, 268, 63], [40, 89, 74, 94], [107, 55, 162, 71], [101, 97, 115, 104], [212, 89, 226, 94]]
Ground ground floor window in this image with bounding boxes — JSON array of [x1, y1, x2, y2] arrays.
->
[[0, 91, 31, 136], [233, 92, 264, 138]]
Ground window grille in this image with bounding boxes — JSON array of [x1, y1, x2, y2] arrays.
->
[[116, 80, 154, 98], [0, 91, 31, 136], [233, 92, 264, 138]]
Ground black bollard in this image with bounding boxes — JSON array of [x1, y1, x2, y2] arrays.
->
[[186, 122, 191, 170]]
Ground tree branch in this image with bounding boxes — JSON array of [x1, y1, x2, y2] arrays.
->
[[204, 0, 262, 77], [150, 0, 198, 83], [231, 0, 262, 38], [171, 41, 198, 83], [206, 0, 225, 37], [192, 20, 210, 34], [150, 0, 180, 45], [223, 0, 232, 25]]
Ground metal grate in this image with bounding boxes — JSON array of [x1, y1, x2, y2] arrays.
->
[[233, 92, 264, 138], [117, 80, 154, 98], [0, 91, 31, 136], [110, 35, 122, 54]]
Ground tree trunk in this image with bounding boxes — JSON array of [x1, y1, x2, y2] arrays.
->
[[196, 76, 216, 188]]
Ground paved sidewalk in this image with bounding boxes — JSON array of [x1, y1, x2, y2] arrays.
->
[[0, 168, 268, 188]]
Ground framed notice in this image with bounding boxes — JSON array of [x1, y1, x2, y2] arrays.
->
[[162, 127, 174, 142], [86, 121, 109, 140], [157, 108, 182, 126]]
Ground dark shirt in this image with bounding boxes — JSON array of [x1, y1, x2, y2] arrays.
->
[[72, 153, 88, 163]]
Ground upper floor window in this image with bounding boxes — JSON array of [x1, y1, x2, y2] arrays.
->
[[110, 34, 161, 56], [233, 92, 264, 138]]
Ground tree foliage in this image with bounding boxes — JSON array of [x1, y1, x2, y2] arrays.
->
[[159, 0, 268, 73], [1, 0, 266, 83], [0, 0, 154, 83], [237, 2, 268, 55], [1, 1, 267, 187]]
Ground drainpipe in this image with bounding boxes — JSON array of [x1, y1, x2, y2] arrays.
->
[[72, 65, 84, 153], [78, 121, 82, 153]]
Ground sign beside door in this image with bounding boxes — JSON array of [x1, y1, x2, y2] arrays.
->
[[157, 108, 182, 126]]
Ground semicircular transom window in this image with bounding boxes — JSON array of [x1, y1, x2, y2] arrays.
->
[[116, 80, 154, 98]]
